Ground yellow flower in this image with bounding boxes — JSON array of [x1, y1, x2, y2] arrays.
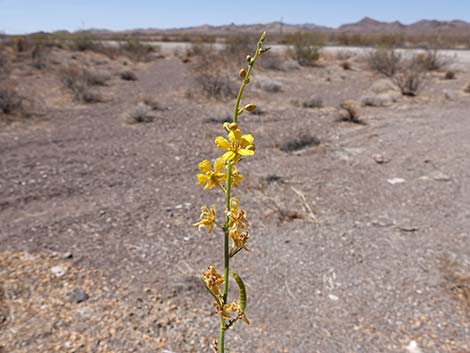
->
[[231, 167, 243, 187], [193, 206, 216, 233], [203, 265, 224, 297], [229, 229, 250, 251], [227, 198, 249, 230], [214, 300, 250, 325], [215, 129, 255, 163], [196, 158, 226, 190]]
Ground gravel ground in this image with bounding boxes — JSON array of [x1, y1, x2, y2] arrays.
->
[[1, 48, 470, 352]]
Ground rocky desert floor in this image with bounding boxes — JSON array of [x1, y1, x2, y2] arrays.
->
[[1, 43, 470, 353]]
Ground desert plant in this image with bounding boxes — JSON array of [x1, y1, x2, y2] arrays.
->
[[393, 60, 427, 97], [60, 65, 103, 103], [119, 39, 155, 62], [367, 47, 402, 77], [339, 100, 364, 124], [120, 70, 138, 81], [444, 70, 456, 80], [193, 32, 269, 353], [0, 86, 23, 115], [125, 102, 155, 123], [464, 83, 470, 94], [280, 133, 320, 152], [195, 70, 237, 98], [31, 44, 50, 69], [257, 79, 282, 93], [290, 33, 323, 66], [301, 96, 324, 109], [340, 61, 352, 70], [416, 48, 450, 71]]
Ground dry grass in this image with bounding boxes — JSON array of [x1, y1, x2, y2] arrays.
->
[[441, 256, 470, 312], [280, 133, 321, 152], [0, 85, 24, 115]]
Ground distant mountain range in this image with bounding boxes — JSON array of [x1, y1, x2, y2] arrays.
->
[[338, 17, 470, 32]]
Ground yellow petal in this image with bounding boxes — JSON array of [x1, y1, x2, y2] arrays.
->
[[197, 174, 208, 185], [213, 157, 225, 172], [215, 136, 230, 150], [198, 160, 211, 173], [222, 151, 236, 161], [228, 129, 241, 142], [241, 134, 254, 146], [238, 148, 255, 156]]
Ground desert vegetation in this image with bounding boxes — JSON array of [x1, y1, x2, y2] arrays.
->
[[1, 23, 470, 353]]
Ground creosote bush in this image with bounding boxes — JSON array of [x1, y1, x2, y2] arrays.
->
[[289, 32, 323, 66], [415, 48, 450, 72], [60, 65, 104, 103], [0, 85, 24, 115], [367, 47, 402, 77], [392, 60, 427, 97], [193, 32, 269, 353]]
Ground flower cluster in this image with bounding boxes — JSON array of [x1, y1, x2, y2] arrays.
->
[[192, 32, 269, 353]]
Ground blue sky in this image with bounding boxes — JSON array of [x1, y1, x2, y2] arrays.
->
[[0, 0, 469, 34]]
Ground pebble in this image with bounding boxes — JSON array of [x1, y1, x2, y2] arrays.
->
[[68, 288, 89, 304], [387, 178, 406, 185], [328, 294, 339, 301], [51, 265, 67, 278], [431, 171, 451, 182]]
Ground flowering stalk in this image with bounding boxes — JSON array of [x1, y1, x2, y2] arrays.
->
[[194, 32, 268, 353]]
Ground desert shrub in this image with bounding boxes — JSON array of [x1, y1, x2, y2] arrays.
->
[[0, 48, 9, 78], [338, 100, 364, 124], [31, 44, 50, 69], [125, 102, 155, 123], [301, 96, 323, 109], [258, 52, 284, 71], [340, 61, 352, 70], [335, 50, 354, 61], [444, 70, 455, 80], [257, 79, 282, 93], [60, 65, 103, 103], [416, 48, 450, 71], [191, 44, 237, 99], [0, 86, 23, 114], [392, 59, 427, 97], [141, 97, 162, 111], [222, 35, 255, 62], [71, 34, 99, 52], [367, 47, 402, 77], [280, 133, 321, 152], [289, 33, 323, 66], [120, 70, 138, 81], [119, 39, 155, 62], [464, 83, 470, 94], [205, 108, 232, 124]]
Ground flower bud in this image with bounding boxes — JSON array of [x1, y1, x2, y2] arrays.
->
[[244, 104, 256, 112], [239, 68, 246, 79], [246, 55, 251, 63], [246, 144, 256, 151], [228, 122, 238, 130]]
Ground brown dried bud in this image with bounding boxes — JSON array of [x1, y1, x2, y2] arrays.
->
[[228, 122, 238, 130], [239, 68, 246, 79]]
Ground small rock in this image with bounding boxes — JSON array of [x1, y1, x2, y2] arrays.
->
[[68, 288, 89, 304], [387, 178, 405, 185], [328, 294, 339, 301], [431, 171, 451, 182], [62, 252, 73, 259], [406, 340, 423, 353], [373, 154, 390, 164], [51, 265, 67, 278]]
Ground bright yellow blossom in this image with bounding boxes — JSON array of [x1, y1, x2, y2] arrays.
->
[[215, 129, 255, 163], [203, 265, 224, 297], [196, 158, 226, 190], [193, 206, 216, 233]]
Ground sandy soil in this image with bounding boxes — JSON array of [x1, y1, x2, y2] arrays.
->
[[1, 46, 470, 353]]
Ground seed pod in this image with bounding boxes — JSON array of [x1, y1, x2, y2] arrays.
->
[[244, 104, 256, 112], [232, 272, 246, 310], [239, 68, 246, 79]]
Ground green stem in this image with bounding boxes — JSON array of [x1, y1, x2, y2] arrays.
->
[[218, 32, 266, 353]]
